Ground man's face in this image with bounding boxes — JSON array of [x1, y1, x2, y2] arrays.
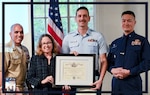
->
[[75, 9, 90, 28], [121, 14, 136, 34], [10, 25, 24, 46]]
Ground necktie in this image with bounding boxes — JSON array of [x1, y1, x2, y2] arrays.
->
[[120, 35, 128, 54], [120, 35, 128, 66]]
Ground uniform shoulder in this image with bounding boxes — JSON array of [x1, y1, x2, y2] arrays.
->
[[90, 29, 103, 35], [135, 33, 146, 40], [21, 45, 29, 51], [89, 29, 105, 39], [133, 33, 149, 45], [5, 46, 13, 52], [64, 31, 76, 38], [68, 31, 76, 35], [111, 37, 122, 44]]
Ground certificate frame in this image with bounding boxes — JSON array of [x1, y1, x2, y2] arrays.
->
[[55, 54, 95, 87]]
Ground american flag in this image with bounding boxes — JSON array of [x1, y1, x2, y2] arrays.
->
[[48, 1, 70, 95], [47, 0, 64, 52]]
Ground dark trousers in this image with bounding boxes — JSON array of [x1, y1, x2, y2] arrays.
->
[[111, 76, 142, 95]]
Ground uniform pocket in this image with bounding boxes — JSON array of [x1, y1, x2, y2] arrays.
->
[[69, 41, 79, 48], [11, 58, 21, 65], [11, 54, 21, 65], [110, 46, 118, 54], [87, 42, 98, 53], [87, 42, 98, 46], [129, 45, 141, 51], [8, 57, 21, 71]]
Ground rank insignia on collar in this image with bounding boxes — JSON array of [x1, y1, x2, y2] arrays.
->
[[131, 39, 141, 45]]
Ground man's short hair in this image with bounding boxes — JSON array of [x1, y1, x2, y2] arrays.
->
[[76, 6, 89, 16], [10, 23, 23, 32], [121, 10, 135, 18]]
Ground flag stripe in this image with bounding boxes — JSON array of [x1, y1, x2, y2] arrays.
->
[[48, 24, 63, 46], [48, 0, 64, 51], [48, 17, 64, 40]]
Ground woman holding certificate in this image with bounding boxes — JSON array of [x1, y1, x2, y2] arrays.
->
[[27, 34, 63, 95]]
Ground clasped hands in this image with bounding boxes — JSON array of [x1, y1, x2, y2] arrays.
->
[[111, 67, 130, 79], [41, 76, 54, 84]]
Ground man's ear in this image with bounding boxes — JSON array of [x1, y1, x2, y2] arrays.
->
[[9, 31, 11, 36], [9, 31, 13, 39], [88, 16, 91, 22]]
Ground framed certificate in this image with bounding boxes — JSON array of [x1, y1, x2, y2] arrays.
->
[[55, 54, 95, 87]]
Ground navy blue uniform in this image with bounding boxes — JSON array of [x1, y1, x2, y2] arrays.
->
[[107, 31, 150, 95]]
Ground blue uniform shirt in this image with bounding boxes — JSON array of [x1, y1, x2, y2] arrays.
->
[[62, 28, 108, 70], [108, 31, 150, 75]]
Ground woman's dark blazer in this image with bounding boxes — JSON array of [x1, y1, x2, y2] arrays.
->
[[27, 54, 55, 92]]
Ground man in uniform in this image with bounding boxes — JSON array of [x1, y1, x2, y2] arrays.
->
[[62, 6, 108, 95], [0, 23, 30, 95], [107, 10, 150, 95]]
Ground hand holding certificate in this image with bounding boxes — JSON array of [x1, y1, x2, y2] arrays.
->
[[55, 54, 95, 87]]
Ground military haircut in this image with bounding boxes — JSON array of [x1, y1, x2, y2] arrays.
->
[[76, 6, 89, 16], [121, 10, 135, 18]]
